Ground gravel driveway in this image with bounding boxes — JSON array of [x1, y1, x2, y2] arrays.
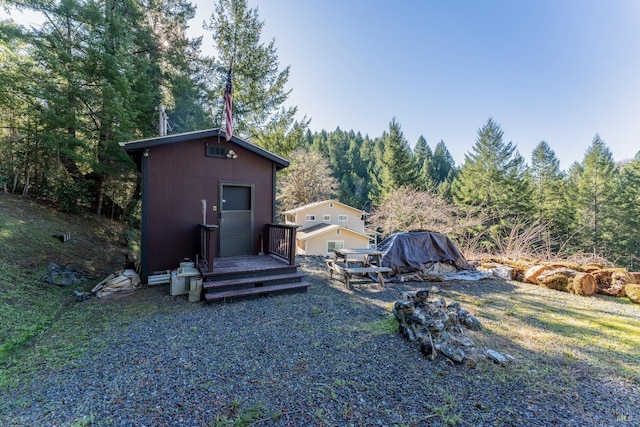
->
[[2, 257, 639, 426]]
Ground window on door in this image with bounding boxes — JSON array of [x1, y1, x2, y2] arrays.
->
[[222, 185, 251, 210]]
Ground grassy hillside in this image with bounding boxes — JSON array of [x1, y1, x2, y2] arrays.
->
[[0, 194, 137, 385]]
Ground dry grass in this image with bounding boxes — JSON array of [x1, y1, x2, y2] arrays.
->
[[438, 279, 640, 384]]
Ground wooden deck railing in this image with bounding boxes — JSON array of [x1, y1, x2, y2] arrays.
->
[[199, 224, 218, 272], [267, 223, 297, 265]]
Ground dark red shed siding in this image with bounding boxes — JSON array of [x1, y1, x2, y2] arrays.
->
[[143, 135, 277, 273], [121, 129, 288, 281]]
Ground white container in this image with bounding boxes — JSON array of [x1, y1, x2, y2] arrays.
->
[[190, 277, 203, 292], [188, 278, 202, 302], [170, 270, 187, 296], [188, 290, 201, 302]]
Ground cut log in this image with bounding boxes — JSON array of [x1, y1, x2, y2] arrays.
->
[[539, 273, 570, 292], [628, 272, 640, 284], [581, 263, 604, 273], [593, 268, 628, 297], [538, 267, 579, 281], [524, 265, 552, 285], [545, 261, 583, 272], [480, 257, 531, 281], [571, 272, 596, 296], [536, 268, 595, 297], [625, 284, 640, 304]]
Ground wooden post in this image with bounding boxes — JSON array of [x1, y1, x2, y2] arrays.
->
[[288, 225, 296, 265]]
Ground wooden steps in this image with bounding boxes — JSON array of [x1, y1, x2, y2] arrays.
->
[[203, 272, 305, 290], [200, 256, 309, 301], [204, 280, 310, 301]]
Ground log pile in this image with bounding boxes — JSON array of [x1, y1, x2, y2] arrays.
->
[[479, 256, 639, 302], [393, 289, 512, 366]]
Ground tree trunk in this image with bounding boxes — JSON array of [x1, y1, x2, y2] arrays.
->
[[571, 272, 596, 296], [22, 170, 30, 197], [593, 269, 629, 297], [524, 265, 552, 285], [96, 173, 106, 216], [532, 268, 596, 296]]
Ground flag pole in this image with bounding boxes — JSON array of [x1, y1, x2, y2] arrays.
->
[[217, 10, 237, 142], [223, 64, 233, 141]]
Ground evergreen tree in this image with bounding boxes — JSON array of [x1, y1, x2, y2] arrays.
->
[[413, 135, 434, 190], [144, 0, 212, 133], [530, 141, 571, 249], [0, 20, 46, 196], [413, 135, 432, 170], [430, 140, 457, 198], [306, 128, 370, 208], [612, 153, 640, 268], [569, 135, 618, 258], [365, 136, 384, 203], [452, 117, 532, 237], [206, 0, 308, 156], [2, 0, 164, 215], [375, 118, 418, 202], [342, 132, 369, 207]]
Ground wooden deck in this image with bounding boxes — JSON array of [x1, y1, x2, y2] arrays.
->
[[202, 254, 293, 277], [199, 254, 309, 301]]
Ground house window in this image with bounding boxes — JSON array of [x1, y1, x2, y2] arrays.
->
[[338, 215, 348, 221], [323, 215, 331, 221], [336, 229, 341, 235], [327, 241, 344, 252], [305, 215, 316, 221]]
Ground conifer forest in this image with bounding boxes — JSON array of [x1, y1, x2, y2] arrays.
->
[[1, 0, 639, 268]]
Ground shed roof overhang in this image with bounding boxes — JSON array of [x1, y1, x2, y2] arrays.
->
[[119, 128, 289, 169]]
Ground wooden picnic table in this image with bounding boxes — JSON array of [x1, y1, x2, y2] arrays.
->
[[326, 248, 391, 288]]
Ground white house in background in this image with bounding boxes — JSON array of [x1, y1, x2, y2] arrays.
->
[[282, 199, 371, 255]]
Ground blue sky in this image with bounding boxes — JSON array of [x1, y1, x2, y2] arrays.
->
[[5, 1, 639, 169], [229, 0, 640, 169]]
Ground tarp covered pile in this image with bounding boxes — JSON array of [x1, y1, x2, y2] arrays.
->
[[377, 231, 482, 281]]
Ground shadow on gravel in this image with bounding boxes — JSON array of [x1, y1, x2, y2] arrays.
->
[[2, 255, 638, 427]]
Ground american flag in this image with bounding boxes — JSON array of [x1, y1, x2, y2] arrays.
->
[[224, 68, 233, 141]]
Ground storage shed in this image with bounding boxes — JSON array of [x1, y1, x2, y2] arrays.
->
[[120, 129, 304, 299]]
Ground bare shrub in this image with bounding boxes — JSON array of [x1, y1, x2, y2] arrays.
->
[[566, 250, 615, 268], [454, 223, 490, 261], [369, 187, 483, 252], [276, 149, 339, 211], [494, 218, 552, 260]]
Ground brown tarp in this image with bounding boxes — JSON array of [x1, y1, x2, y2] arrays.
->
[[378, 231, 473, 275]]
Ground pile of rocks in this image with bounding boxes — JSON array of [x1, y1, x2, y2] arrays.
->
[[42, 263, 90, 287], [393, 289, 511, 366]]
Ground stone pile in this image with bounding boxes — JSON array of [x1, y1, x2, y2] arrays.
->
[[393, 289, 511, 366], [42, 263, 90, 287]]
